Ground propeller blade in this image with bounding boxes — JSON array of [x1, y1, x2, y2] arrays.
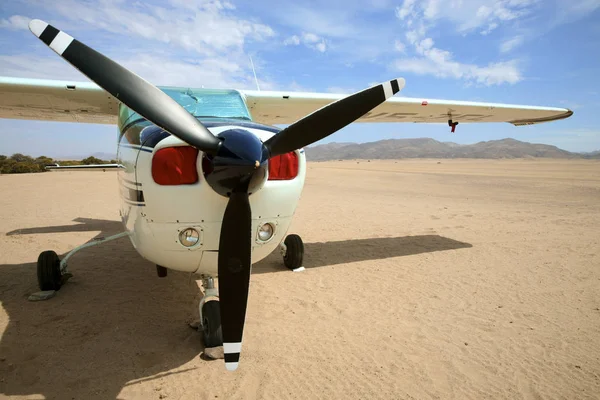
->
[[264, 78, 405, 157], [28, 19, 221, 154], [217, 189, 252, 371]]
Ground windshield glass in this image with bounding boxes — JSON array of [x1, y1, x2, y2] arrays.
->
[[118, 87, 252, 131]]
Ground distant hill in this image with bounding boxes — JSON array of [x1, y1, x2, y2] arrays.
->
[[305, 138, 587, 161], [581, 150, 600, 159], [56, 152, 116, 161]]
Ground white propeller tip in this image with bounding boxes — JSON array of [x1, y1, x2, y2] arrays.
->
[[225, 362, 239, 371], [29, 19, 48, 37], [397, 78, 406, 91]]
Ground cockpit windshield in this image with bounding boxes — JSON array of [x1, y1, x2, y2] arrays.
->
[[118, 87, 252, 131]]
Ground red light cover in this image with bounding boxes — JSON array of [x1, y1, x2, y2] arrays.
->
[[152, 146, 199, 185], [268, 152, 298, 180]]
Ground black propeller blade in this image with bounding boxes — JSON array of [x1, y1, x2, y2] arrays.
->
[[28, 19, 221, 154], [264, 78, 405, 157], [217, 189, 252, 371]]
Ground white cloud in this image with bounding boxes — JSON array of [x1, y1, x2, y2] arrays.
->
[[284, 32, 327, 52], [284, 35, 301, 45], [394, 52, 522, 86], [480, 22, 499, 35], [392, 0, 530, 85], [1, 0, 286, 92], [0, 52, 266, 89], [500, 35, 524, 53], [0, 54, 87, 80], [31, 0, 275, 56], [396, 0, 417, 20], [394, 40, 406, 53], [415, 37, 434, 54], [314, 41, 327, 52], [302, 33, 321, 43], [0, 15, 30, 30], [396, 0, 539, 34]]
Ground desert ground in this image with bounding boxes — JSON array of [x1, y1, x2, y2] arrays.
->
[[0, 158, 599, 400]]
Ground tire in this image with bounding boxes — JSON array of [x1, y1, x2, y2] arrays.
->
[[283, 234, 304, 270], [202, 300, 223, 348], [37, 250, 62, 291]]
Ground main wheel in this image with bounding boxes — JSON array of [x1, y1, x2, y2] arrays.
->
[[283, 234, 304, 270], [202, 300, 223, 348], [37, 250, 62, 291]]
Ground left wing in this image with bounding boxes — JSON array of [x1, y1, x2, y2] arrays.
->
[[240, 90, 573, 127]]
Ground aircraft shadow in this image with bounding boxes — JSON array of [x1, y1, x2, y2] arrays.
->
[[0, 218, 472, 399], [0, 218, 207, 400], [253, 235, 473, 273]]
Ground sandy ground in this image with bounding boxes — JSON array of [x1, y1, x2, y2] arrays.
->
[[0, 158, 599, 400]]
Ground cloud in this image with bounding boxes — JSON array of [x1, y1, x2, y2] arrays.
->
[[396, 0, 417, 20], [394, 52, 522, 86], [480, 22, 499, 35], [284, 35, 301, 45], [394, 40, 406, 53], [0, 0, 289, 92], [26, 0, 275, 56], [391, 1, 531, 85], [500, 35, 524, 53], [0, 15, 30, 30], [283, 32, 327, 52]]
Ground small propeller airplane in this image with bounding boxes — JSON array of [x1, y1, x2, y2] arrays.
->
[[0, 19, 573, 371]]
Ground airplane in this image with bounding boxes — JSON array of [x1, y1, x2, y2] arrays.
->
[[0, 19, 573, 371]]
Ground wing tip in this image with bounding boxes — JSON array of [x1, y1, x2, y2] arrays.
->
[[28, 19, 48, 37], [510, 109, 574, 126]]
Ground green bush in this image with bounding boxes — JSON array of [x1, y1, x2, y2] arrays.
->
[[0, 154, 113, 174]]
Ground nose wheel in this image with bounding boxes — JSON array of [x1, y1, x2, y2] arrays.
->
[[202, 300, 223, 348], [280, 234, 304, 270], [198, 276, 223, 351]]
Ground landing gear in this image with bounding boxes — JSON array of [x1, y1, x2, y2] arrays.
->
[[202, 300, 223, 348], [199, 276, 223, 348], [280, 234, 304, 270], [37, 250, 62, 291], [32, 232, 130, 298]]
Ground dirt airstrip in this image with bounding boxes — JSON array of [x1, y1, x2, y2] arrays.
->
[[0, 159, 599, 399]]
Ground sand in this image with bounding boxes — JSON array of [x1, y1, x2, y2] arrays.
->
[[0, 158, 599, 399]]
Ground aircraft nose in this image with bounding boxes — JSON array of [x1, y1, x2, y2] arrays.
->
[[202, 128, 269, 197]]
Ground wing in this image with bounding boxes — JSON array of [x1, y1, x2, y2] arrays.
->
[[0, 76, 572, 128], [45, 163, 124, 171], [0, 76, 118, 124], [240, 90, 573, 127]]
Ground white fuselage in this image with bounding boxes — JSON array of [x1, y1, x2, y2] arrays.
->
[[116, 122, 306, 275]]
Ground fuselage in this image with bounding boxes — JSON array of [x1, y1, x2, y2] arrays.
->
[[115, 87, 306, 275]]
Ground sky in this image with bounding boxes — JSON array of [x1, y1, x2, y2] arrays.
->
[[0, 0, 599, 157]]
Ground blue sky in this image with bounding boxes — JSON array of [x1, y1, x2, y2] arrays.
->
[[1, 0, 599, 157]]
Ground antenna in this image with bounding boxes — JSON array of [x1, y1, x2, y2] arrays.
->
[[249, 55, 260, 91]]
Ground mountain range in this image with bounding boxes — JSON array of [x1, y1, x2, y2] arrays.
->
[[53, 139, 599, 162], [305, 138, 600, 161]]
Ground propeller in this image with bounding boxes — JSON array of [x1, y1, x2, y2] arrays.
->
[[29, 19, 404, 371], [265, 78, 405, 157], [28, 19, 221, 154]]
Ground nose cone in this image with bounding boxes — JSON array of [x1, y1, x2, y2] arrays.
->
[[203, 129, 269, 196]]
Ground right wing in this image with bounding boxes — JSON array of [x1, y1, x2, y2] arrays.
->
[[0, 76, 118, 124], [45, 163, 124, 171]]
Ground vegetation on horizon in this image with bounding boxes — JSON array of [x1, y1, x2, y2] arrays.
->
[[0, 154, 116, 174]]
